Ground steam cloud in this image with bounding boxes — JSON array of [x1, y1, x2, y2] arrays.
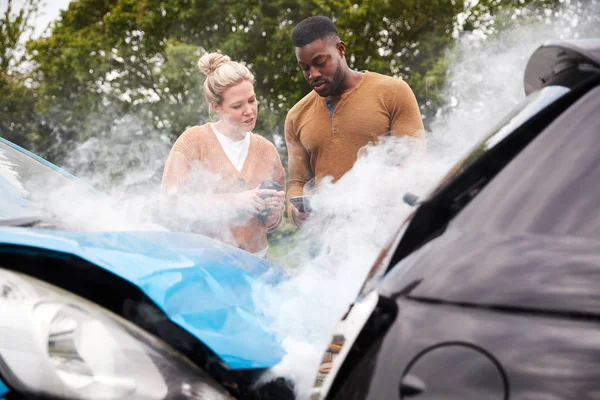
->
[[253, 1, 600, 397], [6, 0, 598, 398]]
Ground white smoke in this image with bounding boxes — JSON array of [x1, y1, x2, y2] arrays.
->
[[39, 112, 273, 249], [257, 1, 600, 398], [8, 0, 597, 397]]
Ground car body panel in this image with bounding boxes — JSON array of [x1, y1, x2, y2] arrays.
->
[[0, 378, 8, 399], [380, 228, 600, 316], [0, 227, 286, 370], [379, 84, 600, 317], [359, 299, 600, 400]]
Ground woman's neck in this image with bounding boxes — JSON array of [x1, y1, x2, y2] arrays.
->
[[214, 120, 246, 141]]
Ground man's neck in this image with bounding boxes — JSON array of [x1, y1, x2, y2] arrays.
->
[[327, 70, 365, 103], [345, 69, 365, 90]]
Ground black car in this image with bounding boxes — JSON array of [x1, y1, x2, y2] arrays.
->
[[310, 39, 600, 400]]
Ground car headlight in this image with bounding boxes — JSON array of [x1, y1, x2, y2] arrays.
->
[[0, 269, 232, 399]]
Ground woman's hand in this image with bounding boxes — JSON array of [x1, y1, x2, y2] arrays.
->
[[263, 191, 285, 227], [231, 188, 276, 215], [263, 190, 285, 212]]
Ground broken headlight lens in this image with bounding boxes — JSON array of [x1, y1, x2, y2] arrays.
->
[[0, 269, 231, 399]]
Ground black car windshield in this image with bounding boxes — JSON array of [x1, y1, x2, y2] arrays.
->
[[454, 84, 600, 238], [0, 139, 99, 225], [424, 85, 570, 200], [357, 85, 572, 298]]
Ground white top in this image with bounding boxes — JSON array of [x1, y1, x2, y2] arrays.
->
[[253, 246, 268, 259], [211, 123, 250, 172]]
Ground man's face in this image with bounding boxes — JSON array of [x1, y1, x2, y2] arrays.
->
[[295, 38, 345, 97]]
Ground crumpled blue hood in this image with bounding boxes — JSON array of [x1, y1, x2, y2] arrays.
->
[[0, 227, 286, 370]]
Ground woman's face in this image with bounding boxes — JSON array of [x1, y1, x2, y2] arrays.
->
[[213, 80, 257, 133]]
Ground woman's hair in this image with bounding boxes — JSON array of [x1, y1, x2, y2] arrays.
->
[[198, 52, 255, 106]]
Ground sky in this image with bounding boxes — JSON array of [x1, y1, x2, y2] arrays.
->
[[1, 0, 72, 38]]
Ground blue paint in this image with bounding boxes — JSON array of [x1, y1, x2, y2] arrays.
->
[[0, 228, 287, 369], [0, 377, 8, 397]]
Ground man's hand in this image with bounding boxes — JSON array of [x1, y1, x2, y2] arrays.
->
[[291, 203, 311, 227]]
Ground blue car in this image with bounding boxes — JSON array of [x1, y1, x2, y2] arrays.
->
[[0, 137, 292, 399]]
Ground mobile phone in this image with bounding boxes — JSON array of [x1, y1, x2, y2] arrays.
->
[[254, 180, 283, 218], [290, 196, 312, 213], [259, 180, 283, 198]]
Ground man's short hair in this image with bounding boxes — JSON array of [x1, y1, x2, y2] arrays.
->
[[292, 16, 339, 47]]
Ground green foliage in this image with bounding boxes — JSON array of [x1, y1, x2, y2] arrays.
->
[[162, 0, 465, 126], [462, 0, 562, 34], [13, 0, 465, 161], [2, 0, 564, 165], [0, 0, 569, 246], [0, 0, 51, 149], [0, 0, 41, 73]]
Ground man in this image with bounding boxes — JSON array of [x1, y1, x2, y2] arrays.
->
[[285, 15, 425, 226]]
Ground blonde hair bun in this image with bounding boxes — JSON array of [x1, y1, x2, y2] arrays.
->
[[197, 52, 254, 107], [198, 53, 231, 75]]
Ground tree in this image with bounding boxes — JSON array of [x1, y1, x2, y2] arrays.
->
[[19, 0, 565, 166], [24, 0, 465, 159], [0, 0, 50, 148], [0, 0, 42, 73], [152, 0, 465, 126], [460, 0, 562, 34]]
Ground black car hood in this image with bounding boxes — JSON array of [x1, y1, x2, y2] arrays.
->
[[380, 227, 600, 317]]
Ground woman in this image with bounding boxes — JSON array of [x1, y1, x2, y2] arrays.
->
[[161, 52, 285, 258]]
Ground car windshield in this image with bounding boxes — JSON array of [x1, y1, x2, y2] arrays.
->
[[454, 84, 600, 239], [424, 85, 570, 200], [356, 85, 571, 299], [0, 139, 99, 226]]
